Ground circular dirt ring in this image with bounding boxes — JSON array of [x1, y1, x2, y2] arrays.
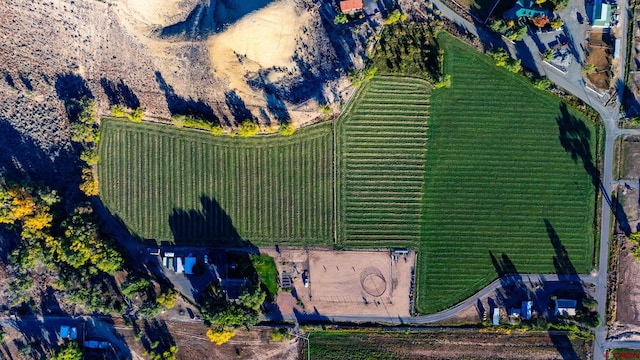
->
[[361, 272, 387, 297]]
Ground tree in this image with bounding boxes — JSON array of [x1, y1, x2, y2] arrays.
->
[[534, 78, 552, 90], [237, 120, 259, 137], [206, 328, 235, 345], [50, 341, 82, 360], [333, 13, 347, 25], [385, 9, 407, 25], [583, 63, 596, 74], [110, 105, 128, 118], [550, 18, 563, 29], [490, 49, 511, 67], [279, 123, 295, 136], [128, 107, 144, 123], [70, 123, 95, 143], [80, 148, 99, 165], [79, 168, 99, 196], [156, 290, 177, 309], [238, 286, 266, 311], [532, 15, 549, 28]]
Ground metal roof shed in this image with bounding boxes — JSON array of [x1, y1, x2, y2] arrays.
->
[[176, 257, 184, 274], [184, 256, 196, 275]]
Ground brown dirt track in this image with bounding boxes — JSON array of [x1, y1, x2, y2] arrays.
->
[[586, 30, 613, 90]]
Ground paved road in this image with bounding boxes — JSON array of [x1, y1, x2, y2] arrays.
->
[[271, 274, 597, 324]]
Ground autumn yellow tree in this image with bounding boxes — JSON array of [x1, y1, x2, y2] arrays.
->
[[206, 328, 235, 345], [80, 168, 99, 196]]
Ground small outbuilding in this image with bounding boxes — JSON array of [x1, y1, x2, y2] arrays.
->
[[521, 300, 533, 320], [60, 325, 77, 340], [592, 0, 612, 27], [555, 299, 577, 316], [492, 308, 500, 325], [176, 257, 184, 274], [339, 0, 364, 14], [184, 255, 197, 275]]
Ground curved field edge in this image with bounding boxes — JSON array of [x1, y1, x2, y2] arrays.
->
[[415, 32, 597, 314], [336, 75, 431, 248], [97, 118, 334, 246]]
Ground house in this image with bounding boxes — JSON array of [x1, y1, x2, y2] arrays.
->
[[339, 0, 363, 14], [492, 308, 500, 325], [592, 0, 612, 27], [555, 299, 577, 316], [184, 255, 197, 275], [504, 0, 551, 20], [522, 300, 533, 320], [60, 325, 77, 340]]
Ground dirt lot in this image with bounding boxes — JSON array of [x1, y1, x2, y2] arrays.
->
[[612, 237, 640, 340], [622, 135, 640, 179], [586, 30, 613, 90], [623, 8, 640, 116], [261, 248, 415, 318], [308, 330, 590, 360]]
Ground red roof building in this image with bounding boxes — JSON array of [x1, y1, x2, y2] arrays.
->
[[340, 0, 364, 14]]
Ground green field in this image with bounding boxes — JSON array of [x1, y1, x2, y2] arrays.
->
[[416, 33, 596, 313], [99, 32, 597, 315], [98, 120, 333, 246], [337, 76, 430, 248]]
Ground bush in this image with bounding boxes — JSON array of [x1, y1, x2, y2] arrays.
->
[[279, 123, 295, 136], [128, 107, 144, 123], [110, 105, 128, 118], [270, 328, 290, 342], [79, 168, 99, 196], [534, 78, 552, 90], [171, 115, 185, 128], [51, 341, 82, 360], [583, 63, 596, 74], [70, 123, 95, 143], [334, 13, 347, 25], [435, 74, 451, 89], [206, 328, 235, 345], [385, 9, 407, 25], [237, 120, 259, 137], [211, 125, 223, 136], [156, 290, 177, 309], [121, 277, 151, 298], [80, 148, 99, 166]]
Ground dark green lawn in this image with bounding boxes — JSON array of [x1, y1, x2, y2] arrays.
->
[[416, 33, 597, 313]]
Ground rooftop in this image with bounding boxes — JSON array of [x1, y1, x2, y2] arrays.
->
[[340, 0, 364, 13]]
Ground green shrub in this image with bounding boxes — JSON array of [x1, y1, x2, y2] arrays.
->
[[80, 148, 99, 166], [279, 123, 295, 136], [385, 9, 407, 25], [128, 107, 144, 123], [121, 276, 151, 298], [237, 120, 259, 137], [334, 13, 347, 25], [270, 328, 290, 342], [171, 115, 185, 128], [211, 125, 223, 136], [534, 78, 552, 90], [110, 105, 128, 118]]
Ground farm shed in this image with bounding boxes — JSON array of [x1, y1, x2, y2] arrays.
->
[[176, 257, 184, 274], [555, 299, 577, 316], [492, 308, 500, 325], [592, 0, 612, 27], [60, 325, 77, 340], [339, 0, 363, 14], [184, 255, 196, 275]]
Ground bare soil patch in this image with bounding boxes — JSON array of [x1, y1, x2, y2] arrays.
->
[[586, 30, 613, 90], [622, 135, 640, 179], [262, 248, 414, 318], [612, 237, 640, 340]]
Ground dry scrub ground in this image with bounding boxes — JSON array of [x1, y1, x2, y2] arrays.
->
[[0, 0, 373, 187]]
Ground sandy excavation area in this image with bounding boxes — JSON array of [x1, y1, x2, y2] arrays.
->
[[263, 248, 415, 318]]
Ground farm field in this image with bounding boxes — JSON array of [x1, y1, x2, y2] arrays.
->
[[336, 76, 430, 248], [98, 119, 333, 246], [304, 330, 590, 359], [417, 33, 597, 314]]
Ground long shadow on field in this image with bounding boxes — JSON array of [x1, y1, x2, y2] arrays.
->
[[544, 219, 598, 360], [556, 103, 599, 188], [168, 195, 255, 249]]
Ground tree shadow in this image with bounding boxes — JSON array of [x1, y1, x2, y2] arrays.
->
[[154, 71, 219, 123], [141, 319, 176, 356], [18, 73, 33, 92], [544, 219, 579, 278], [168, 195, 255, 249], [225, 90, 254, 122], [100, 78, 140, 109], [489, 251, 529, 310], [158, 0, 273, 39], [556, 102, 599, 187]]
